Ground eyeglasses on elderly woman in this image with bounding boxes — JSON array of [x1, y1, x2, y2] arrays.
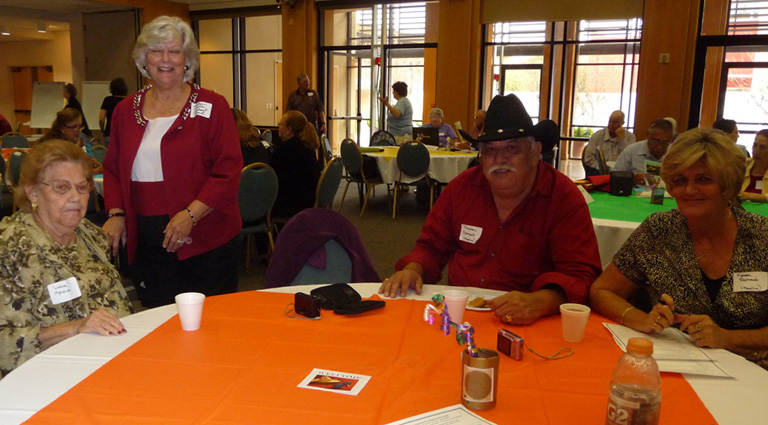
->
[[41, 179, 94, 195]]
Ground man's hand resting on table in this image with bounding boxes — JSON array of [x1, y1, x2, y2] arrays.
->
[[487, 287, 567, 326], [379, 263, 424, 298]]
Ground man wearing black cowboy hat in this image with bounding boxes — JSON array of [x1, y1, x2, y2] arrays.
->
[[379, 94, 601, 325]]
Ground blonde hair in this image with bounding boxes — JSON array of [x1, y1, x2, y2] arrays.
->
[[15, 140, 94, 211], [231, 108, 262, 148], [661, 128, 745, 202], [133, 16, 200, 82], [281, 110, 320, 151]]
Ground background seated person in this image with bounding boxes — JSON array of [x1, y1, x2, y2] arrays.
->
[[232, 108, 270, 166], [713, 118, 749, 157], [422, 108, 457, 148], [590, 129, 768, 369], [582, 110, 636, 176], [0, 141, 132, 377], [270, 111, 323, 219], [380, 94, 601, 326], [40, 108, 102, 174], [740, 129, 768, 203], [613, 118, 675, 184]]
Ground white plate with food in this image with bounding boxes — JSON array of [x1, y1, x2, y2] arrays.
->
[[466, 296, 492, 311]]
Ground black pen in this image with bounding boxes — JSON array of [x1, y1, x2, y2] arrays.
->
[[659, 299, 682, 330]]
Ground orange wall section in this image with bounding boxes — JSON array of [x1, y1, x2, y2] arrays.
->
[[634, 0, 700, 138], [281, 0, 319, 114], [96, 0, 190, 24], [435, 0, 483, 134]]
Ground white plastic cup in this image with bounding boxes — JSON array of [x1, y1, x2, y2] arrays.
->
[[443, 290, 470, 324], [560, 303, 591, 342], [175, 292, 205, 331]]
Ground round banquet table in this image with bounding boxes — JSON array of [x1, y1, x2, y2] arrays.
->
[[0, 283, 764, 425], [365, 146, 477, 184]]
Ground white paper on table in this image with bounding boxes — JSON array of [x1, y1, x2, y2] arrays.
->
[[578, 185, 595, 204], [387, 404, 496, 425], [603, 323, 733, 378], [656, 358, 732, 378], [603, 323, 711, 360]]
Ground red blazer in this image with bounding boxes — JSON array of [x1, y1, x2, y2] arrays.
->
[[103, 84, 242, 262]]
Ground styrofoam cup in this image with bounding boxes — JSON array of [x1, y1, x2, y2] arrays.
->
[[175, 292, 205, 331], [443, 289, 470, 324], [560, 303, 590, 342]]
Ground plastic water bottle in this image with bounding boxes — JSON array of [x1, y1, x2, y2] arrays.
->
[[605, 337, 661, 425]]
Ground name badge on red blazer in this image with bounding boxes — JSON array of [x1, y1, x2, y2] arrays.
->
[[190, 101, 212, 118]]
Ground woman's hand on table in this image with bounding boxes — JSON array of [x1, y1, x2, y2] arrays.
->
[[163, 209, 194, 253], [677, 314, 729, 349], [628, 293, 676, 333], [75, 308, 126, 336], [103, 215, 127, 256], [379, 263, 423, 298]]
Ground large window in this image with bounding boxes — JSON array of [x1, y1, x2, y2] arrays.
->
[[195, 12, 282, 128], [484, 18, 641, 160], [321, 2, 434, 147], [717, 0, 768, 147]]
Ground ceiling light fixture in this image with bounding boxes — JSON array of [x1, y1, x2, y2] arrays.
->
[[0, 25, 9, 36], [37, 23, 47, 33]]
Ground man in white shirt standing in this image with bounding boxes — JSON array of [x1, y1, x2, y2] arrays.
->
[[582, 110, 636, 176]]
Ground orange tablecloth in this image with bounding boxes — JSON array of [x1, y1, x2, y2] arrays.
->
[[28, 291, 716, 424]]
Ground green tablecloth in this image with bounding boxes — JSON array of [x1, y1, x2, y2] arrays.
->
[[588, 191, 768, 223]]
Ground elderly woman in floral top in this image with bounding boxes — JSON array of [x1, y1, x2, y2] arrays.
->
[[0, 141, 132, 378], [590, 128, 768, 368]]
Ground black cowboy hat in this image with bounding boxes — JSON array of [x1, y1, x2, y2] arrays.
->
[[459, 93, 560, 152]]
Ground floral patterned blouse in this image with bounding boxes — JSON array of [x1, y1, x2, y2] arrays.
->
[[0, 211, 133, 377]]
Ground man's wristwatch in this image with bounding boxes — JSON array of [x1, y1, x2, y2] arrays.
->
[[107, 212, 126, 218]]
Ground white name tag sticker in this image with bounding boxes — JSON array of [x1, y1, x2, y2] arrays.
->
[[734, 272, 768, 292], [757, 180, 764, 190], [190, 101, 212, 119], [47, 277, 82, 305], [459, 224, 482, 244]]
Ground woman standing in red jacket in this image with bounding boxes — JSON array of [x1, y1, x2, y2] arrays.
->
[[102, 16, 242, 308]]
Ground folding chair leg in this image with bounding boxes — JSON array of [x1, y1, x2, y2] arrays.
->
[[429, 184, 434, 209], [338, 180, 351, 212], [244, 234, 252, 272], [392, 184, 399, 219], [360, 184, 374, 217]]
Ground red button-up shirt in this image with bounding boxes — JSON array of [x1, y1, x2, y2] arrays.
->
[[396, 162, 601, 303]]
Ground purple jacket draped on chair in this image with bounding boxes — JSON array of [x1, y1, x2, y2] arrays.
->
[[264, 209, 381, 288]]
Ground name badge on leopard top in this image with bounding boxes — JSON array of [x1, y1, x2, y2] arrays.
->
[[47, 277, 82, 305], [734, 272, 768, 292], [460, 224, 482, 244], [190, 101, 212, 119]]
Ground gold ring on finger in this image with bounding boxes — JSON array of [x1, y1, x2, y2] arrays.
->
[[504, 314, 513, 323], [696, 324, 701, 332]]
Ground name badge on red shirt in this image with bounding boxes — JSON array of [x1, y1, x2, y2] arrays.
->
[[460, 224, 482, 244]]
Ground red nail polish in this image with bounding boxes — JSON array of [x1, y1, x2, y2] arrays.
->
[[109, 332, 114, 335]]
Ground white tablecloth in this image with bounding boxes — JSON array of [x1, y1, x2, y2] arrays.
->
[[0, 283, 765, 425], [592, 218, 641, 269], [367, 147, 477, 184]]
